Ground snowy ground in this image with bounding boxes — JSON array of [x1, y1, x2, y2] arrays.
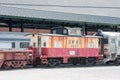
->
[[0, 65, 120, 80]]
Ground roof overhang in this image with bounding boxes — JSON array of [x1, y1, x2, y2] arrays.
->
[[0, 5, 120, 25]]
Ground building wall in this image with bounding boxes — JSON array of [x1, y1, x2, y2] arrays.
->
[[0, 27, 50, 33]]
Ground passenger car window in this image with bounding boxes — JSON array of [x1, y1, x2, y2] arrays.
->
[[12, 42, 15, 48], [20, 42, 29, 48]]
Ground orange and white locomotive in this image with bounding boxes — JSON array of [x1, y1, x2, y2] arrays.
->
[[28, 27, 102, 67]]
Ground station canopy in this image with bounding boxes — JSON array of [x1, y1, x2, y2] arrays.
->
[[0, 5, 120, 32]]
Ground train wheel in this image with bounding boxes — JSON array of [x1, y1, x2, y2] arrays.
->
[[106, 61, 114, 65], [72, 60, 78, 65], [114, 59, 120, 65], [2, 62, 11, 70], [20, 65, 25, 68], [33, 62, 38, 67], [80, 59, 86, 65], [20, 64, 26, 69], [86, 58, 96, 66], [48, 59, 59, 67], [41, 64, 49, 67]]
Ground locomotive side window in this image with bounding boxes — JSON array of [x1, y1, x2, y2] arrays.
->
[[69, 40, 71, 44], [88, 42, 93, 48], [63, 29, 67, 34], [20, 42, 29, 48], [33, 42, 36, 47], [72, 40, 74, 44], [68, 29, 81, 35], [43, 42, 46, 47], [53, 30, 56, 34], [76, 40, 78, 44], [12, 42, 15, 48], [76, 30, 81, 35]]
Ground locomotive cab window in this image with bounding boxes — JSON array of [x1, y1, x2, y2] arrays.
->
[[53, 30, 56, 34], [63, 29, 67, 34]]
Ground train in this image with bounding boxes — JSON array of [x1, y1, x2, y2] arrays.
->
[[0, 27, 120, 69], [0, 32, 32, 69], [0, 32, 30, 50], [27, 27, 120, 67]]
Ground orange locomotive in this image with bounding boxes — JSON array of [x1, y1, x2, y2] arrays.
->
[[28, 27, 103, 67]]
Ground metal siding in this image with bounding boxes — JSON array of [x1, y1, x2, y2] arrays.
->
[[0, 42, 11, 48]]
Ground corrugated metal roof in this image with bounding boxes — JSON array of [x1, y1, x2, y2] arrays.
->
[[0, 5, 120, 25]]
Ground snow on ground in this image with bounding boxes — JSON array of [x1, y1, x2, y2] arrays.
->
[[0, 66, 120, 80]]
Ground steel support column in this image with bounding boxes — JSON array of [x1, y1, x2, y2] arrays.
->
[[82, 26, 85, 35], [83, 23, 87, 35], [9, 18, 12, 32], [20, 19, 24, 32], [114, 26, 118, 32]]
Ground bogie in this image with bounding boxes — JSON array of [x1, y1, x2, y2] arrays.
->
[[85, 58, 97, 66], [47, 59, 61, 67]]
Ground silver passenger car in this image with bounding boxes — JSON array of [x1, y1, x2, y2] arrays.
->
[[101, 31, 120, 63], [0, 32, 30, 50]]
